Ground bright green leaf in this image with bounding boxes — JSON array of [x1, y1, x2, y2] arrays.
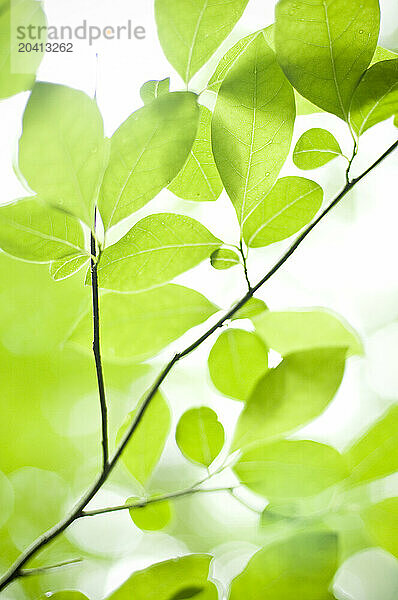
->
[[97, 213, 221, 292], [345, 405, 398, 486], [208, 329, 268, 401], [176, 407, 225, 467], [210, 248, 240, 270], [232, 298, 268, 321], [254, 309, 363, 357], [106, 554, 217, 600], [275, 0, 380, 120], [349, 59, 398, 136], [243, 176, 323, 248], [232, 348, 346, 450], [0, 0, 46, 99], [169, 106, 223, 202], [50, 255, 90, 282], [212, 32, 295, 226], [70, 284, 219, 362], [155, 0, 249, 83], [293, 129, 343, 170], [99, 92, 199, 230], [229, 530, 338, 600], [18, 82, 107, 227], [0, 197, 88, 263], [207, 32, 257, 92], [361, 498, 398, 558], [117, 391, 171, 486], [235, 439, 348, 499], [127, 497, 172, 531], [140, 78, 170, 104]]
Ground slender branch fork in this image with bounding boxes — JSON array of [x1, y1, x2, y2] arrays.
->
[[0, 139, 397, 593]]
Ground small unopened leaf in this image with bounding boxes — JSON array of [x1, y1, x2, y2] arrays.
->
[[235, 440, 348, 499], [229, 531, 338, 600], [232, 298, 268, 321], [293, 129, 343, 170], [50, 255, 89, 281], [212, 32, 296, 226], [0, 197, 87, 263], [345, 405, 398, 486], [106, 554, 217, 600], [254, 309, 362, 357], [140, 78, 170, 104], [117, 391, 171, 485], [210, 248, 240, 270], [99, 92, 199, 230], [208, 329, 268, 401], [232, 348, 346, 450], [97, 213, 221, 292], [361, 498, 398, 558], [275, 0, 380, 120], [127, 497, 172, 531], [349, 59, 398, 136], [19, 83, 107, 226], [155, 0, 249, 83], [243, 177, 323, 248], [176, 407, 225, 467], [70, 284, 219, 362], [169, 106, 223, 202]]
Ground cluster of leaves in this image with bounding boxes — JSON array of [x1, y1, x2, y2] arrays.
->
[[0, 0, 398, 598]]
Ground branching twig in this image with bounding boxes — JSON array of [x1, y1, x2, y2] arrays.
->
[[0, 139, 397, 594], [19, 558, 83, 579], [81, 486, 236, 518]]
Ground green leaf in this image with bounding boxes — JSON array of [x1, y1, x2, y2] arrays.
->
[[254, 309, 363, 357], [97, 213, 221, 292], [243, 176, 323, 248], [127, 497, 172, 531], [99, 92, 199, 230], [229, 531, 338, 600], [275, 0, 380, 120], [0, 197, 88, 263], [155, 0, 249, 83], [169, 106, 223, 202], [50, 255, 90, 282], [18, 82, 107, 227], [344, 405, 398, 486], [208, 329, 268, 401], [210, 248, 240, 270], [361, 498, 398, 558], [140, 78, 170, 104], [176, 407, 225, 467], [293, 129, 343, 170], [235, 439, 348, 499], [349, 59, 398, 136], [0, 0, 46, 99], [232, 348, 346, 451], [70, 284, 219, 362], [106, 554, 217, 600], [117, 391, 171, 485], [207, 32, 257, 92], [212, 32, 296, 226], [0, 470, 13, 529], [232, 298, 268, 321]]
